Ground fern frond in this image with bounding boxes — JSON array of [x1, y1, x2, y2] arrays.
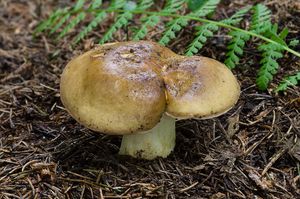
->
[[73, 0, 106, 44], [225, 4, 271, 69], [289, 39, 299, 47], [159, 18, 188, 45], [49, 12, 71, 35], [251, 4, 272, 34], [256, 43, 283, 90], [190, 0, 220, 18], [132, 15, 160, 41], [132, 0, 184, 41], [221, 6, 252, 64], [136, 0, 153, 10], [99, 12, 132, 44], [73, 0, 85, 11], [56, 0, 87, 39], [159, 0, 220, 46], [108, 0, 126, 10], [276, 72, 300, 92], [57, 12, 86, 39], [186, 6, 251, 56], [50, 0, 86, 36], [74, 12, 107, 44], [225, 31, 250, 69], [256, 26, 288, 90], [222, 6, 252, 25], [99, 0, 152, 44], [85, 0, 125, 44], [91, 0, 103, 9], [34, 8, 66, 35], [98, 0, 128, 44], [185, 24, 218, 56], [163, 0, 186, 13]]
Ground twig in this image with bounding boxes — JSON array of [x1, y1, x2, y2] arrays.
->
[[100, 187, 104, 199], [262, 147, 288, 176], [244, 131, 273, 156], [80, 185, 85, 199], [179, 181, 199, 193]]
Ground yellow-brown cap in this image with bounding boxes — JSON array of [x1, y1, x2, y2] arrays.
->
[[163, 56, 240, 119], [60, 41, 175, 135]]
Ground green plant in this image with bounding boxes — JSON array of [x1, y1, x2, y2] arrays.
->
[[133, 0, 185, 41], [186, 6, 251, 56], [256, 24, 288, 90], [224, 4, 272, 70], [159, 0, 220, 46], [276, 72, 300, 92], [35, 0, 299, 92]]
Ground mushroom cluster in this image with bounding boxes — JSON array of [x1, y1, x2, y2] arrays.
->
[[60, 41, 240, 160]]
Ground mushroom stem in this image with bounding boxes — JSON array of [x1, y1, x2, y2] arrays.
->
[[119, 114, 176, 160]]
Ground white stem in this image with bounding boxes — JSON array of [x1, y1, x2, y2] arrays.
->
[[119, 114, 176, 160]]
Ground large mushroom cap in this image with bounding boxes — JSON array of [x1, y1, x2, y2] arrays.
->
[[163, 56, 240, 119], [60, 41, 176, 135]]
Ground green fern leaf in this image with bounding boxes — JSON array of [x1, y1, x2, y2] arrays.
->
[[185, 24, 218, 56], [75, 0, 127, 43], [187, 0, 206, 11], [56, 0, 87, 39], [50, 0, 86, 35], [289, 39, 299, 47], [190, 0, 220, 17], [159, 0, 220, 46], [99, 11, 132, 44], [132, 0, 184, 41], [186, 6, 251, 56], [276, 72, 300, 92], [132, 15, 160, 41], [136, 0, 153, 10], [224, 31, 250, 69], [224, 31, 249, 69], [225, 4, 271, 69], [73, 0, 85, 11], [256, 25, 288, 90], [73, 0, 105, 44], [163, 0, 186, 13], [57, 12, 86, 39], [222, 6, 251, 25], [99, 0, 152, 44], [73, 12, 107, 44], [98, 0, 127, 44], [256, 44, 283, 90], [49, 12, 71, 34], [159, 18, 188, 45], [109, 0, 126, 10], [251, 4, 271, 34], [34, 8, 66, 34], [91, 0, 103, 9]]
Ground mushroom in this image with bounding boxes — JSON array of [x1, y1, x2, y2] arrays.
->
[[60, 41, 240, 160]]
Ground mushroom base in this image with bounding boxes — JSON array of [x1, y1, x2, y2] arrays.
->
[[119, 115, 176, 160]]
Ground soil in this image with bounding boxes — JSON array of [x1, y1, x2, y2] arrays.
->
[[0, 0, 299, 198]]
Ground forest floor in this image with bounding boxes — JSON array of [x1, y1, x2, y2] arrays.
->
[[0, 0, 299, 198]]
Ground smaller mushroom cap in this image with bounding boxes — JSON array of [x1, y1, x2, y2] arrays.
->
[[163, 56, 240, 119]]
